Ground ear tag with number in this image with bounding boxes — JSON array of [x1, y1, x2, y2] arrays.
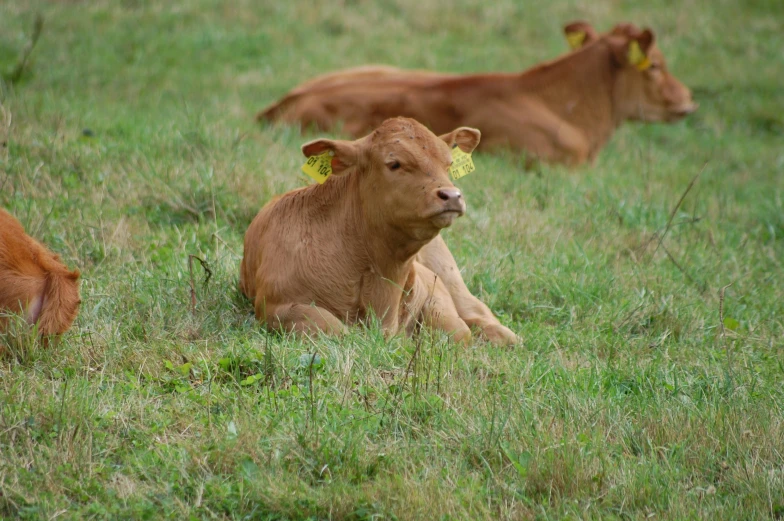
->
[[627, 40, 651, 71], [302, 151, 333, 184], [449, 145, 475, 180], [566, 30, 586, 50]]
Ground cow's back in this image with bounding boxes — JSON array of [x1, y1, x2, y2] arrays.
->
[[257, 66, 455, 126], [262, 71, 518, 139]]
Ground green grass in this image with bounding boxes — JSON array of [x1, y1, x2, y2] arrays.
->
[[1, 0, 783, 519]]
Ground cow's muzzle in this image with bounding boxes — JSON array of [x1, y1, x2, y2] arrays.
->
[[669, 101, 698, 120]]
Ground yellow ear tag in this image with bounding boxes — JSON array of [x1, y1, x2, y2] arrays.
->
[[627, 40, 651, 71], [449, 145, 475, 180], [302, 151, 333, 184], [566, 31, 586, 50]]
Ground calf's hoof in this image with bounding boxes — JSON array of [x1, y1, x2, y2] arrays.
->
[[481, 324, 520, 346], [450, 326, 472, 345]]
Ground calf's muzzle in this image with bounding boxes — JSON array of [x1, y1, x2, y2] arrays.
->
[[436, 188, 466, 215]]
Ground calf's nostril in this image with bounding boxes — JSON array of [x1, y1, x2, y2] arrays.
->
[[437, 189, 462, 201]]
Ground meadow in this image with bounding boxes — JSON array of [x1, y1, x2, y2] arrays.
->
[[1, 0, 783, 519]]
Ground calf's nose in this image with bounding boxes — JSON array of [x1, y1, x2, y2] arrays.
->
[[436, 187, 466, 214], [437, 188, 462, 202]]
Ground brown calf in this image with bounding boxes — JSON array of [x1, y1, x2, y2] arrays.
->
[[258, 22, 697, 167], [0, 209, 81, 338], [240, 117, 518, 345]]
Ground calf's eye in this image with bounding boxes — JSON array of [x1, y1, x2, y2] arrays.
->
[[388, 161, 401, 171]]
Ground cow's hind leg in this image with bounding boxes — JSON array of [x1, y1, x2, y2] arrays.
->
[[260, 299, 348, 337], [417, 237, 519, 346]]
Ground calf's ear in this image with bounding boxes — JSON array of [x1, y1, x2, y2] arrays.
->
[[301, 138, 359, 176], [439, 127, 481, 154], [563, 21, 598, 50]]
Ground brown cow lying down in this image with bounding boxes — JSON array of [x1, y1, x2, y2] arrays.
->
[[240, 117, 518, 345], [258, 22, 697, 167], [0, 209, 81, 338]]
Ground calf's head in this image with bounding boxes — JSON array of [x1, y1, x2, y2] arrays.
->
[[606, 24, 697, 122], [301, 117, 481, 241]]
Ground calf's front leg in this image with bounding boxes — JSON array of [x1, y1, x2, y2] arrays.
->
[[408, 262, 472, 345], [417, 236, 519, 346]]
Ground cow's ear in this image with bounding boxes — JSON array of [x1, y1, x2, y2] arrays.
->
[[439, 127, 481, 154], [301, 138, 358, 176], [611, 29, 655, 70], [636, 29, 655, 54], [563, 21, 598, 50]]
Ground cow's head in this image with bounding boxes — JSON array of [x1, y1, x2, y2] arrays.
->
[[301, 117, 481, 242], [606, 24, 697, 122]]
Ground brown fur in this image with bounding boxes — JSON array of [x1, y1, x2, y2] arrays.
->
[[257, 22, 697, 167], [0, 209, 81, 338], [240, 117, 518, 345]]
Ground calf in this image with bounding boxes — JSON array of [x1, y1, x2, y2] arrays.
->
[[0, 209, 81, 338], [240, 117, 517, 345], [258, 22, 697, 167]]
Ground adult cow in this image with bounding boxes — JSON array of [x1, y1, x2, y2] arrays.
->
[[257, 22, 697, 167], [240, 117, 518, 345], [0, 209, 81, 339]]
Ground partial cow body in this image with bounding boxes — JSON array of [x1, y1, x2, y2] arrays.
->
[[240, 117, 517, 345], [258, 22, 697, 167], [0, 209, 81, 338]]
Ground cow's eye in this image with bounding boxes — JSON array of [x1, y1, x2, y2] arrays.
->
[[387, 161, 401, 171]]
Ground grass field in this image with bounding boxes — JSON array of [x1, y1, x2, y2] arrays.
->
[[1, 0, 783, 519]]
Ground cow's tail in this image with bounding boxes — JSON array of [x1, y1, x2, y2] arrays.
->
[[36, 268, 80, 337]]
